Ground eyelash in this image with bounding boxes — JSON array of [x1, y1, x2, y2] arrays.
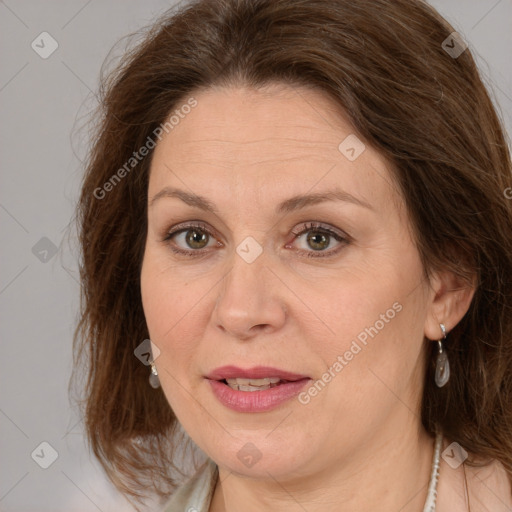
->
[[162, 221, 349, 258]]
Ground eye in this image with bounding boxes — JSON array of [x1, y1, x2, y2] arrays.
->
[[162, 222, 221, 256], [288, 222, 349, 258], [162, 221, 349, 258]]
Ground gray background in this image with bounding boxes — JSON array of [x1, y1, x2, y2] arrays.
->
[[1, 1, 510, 511]]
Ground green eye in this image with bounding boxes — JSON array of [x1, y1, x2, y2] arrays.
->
[[163, 222, 218, 256], [183, 228, 209, 249], [290, 222, 349, 258], [306, 231, 330, 251]]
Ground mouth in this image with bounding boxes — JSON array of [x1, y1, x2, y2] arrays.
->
[[205, 366, 311, 412]]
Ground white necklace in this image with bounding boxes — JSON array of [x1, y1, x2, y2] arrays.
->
[[423, 431, 443, 512]]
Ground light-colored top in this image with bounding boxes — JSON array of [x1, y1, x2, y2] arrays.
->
[[161, 458, 218, 512]]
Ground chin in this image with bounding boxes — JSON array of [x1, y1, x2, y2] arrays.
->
[[205, 432, 318, 480]]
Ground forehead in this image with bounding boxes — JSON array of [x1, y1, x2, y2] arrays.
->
[[148, 83, 401, 215], [154, 84, 358, 159]]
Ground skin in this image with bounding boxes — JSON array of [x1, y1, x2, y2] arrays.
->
[[140, 83, 476, 512]]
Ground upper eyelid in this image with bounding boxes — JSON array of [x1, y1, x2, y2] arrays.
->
[[164, 221, 220, 239], [291, 221, 347, 238], [164, 221, 348, 248], [165, 220, 345, 236]]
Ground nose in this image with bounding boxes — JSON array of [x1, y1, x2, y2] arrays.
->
[[212, 246, 287, 341]]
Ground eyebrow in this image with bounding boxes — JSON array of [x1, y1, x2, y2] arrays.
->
[[149, 186, 373, 214]]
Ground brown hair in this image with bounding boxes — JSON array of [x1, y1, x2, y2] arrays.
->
[[71, 0, 512, 508]]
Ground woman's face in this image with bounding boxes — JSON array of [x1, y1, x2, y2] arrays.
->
[[141, 83, 434, 478]]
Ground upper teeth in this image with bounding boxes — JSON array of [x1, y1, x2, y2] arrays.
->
[[225, 377, 281, 391]]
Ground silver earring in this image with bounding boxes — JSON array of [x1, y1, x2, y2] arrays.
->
[[435, 323, 450, 387], [149, 362, 160, 389]]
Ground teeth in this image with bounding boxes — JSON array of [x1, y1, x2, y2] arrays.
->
[[225, 377, 281, 391]]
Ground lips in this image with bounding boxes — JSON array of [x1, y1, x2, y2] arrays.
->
[[205, 365, 311, 412]]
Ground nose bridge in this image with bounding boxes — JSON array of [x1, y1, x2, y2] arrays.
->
[[212, 241, 286, 337]]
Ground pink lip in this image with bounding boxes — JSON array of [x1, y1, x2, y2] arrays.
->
[[205, 365, 311, 412], [205, 365, 309, 381]]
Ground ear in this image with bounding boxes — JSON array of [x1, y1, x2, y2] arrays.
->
[[424, 269, 476, 340]]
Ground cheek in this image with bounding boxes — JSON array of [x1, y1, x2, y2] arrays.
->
[[140, 252, 204, 361], [307, 253, 426, 390], [320, 296, 426, 430], [140, 256, 207, 417]]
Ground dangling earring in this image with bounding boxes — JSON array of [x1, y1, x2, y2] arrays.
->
[[149, 362, 160, 389], [435, 323, 450, 387]]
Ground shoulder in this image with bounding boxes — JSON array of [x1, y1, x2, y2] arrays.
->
[[160, 458, 218, 512], [437, 442, 512, 512]]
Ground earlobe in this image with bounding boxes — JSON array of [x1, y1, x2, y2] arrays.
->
[[424, 270, 476, 341]]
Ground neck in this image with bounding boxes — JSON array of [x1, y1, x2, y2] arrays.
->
[[210, 420, 435, 512]]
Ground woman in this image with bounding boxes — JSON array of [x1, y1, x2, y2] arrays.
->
[[72, 0, 512, 510]]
